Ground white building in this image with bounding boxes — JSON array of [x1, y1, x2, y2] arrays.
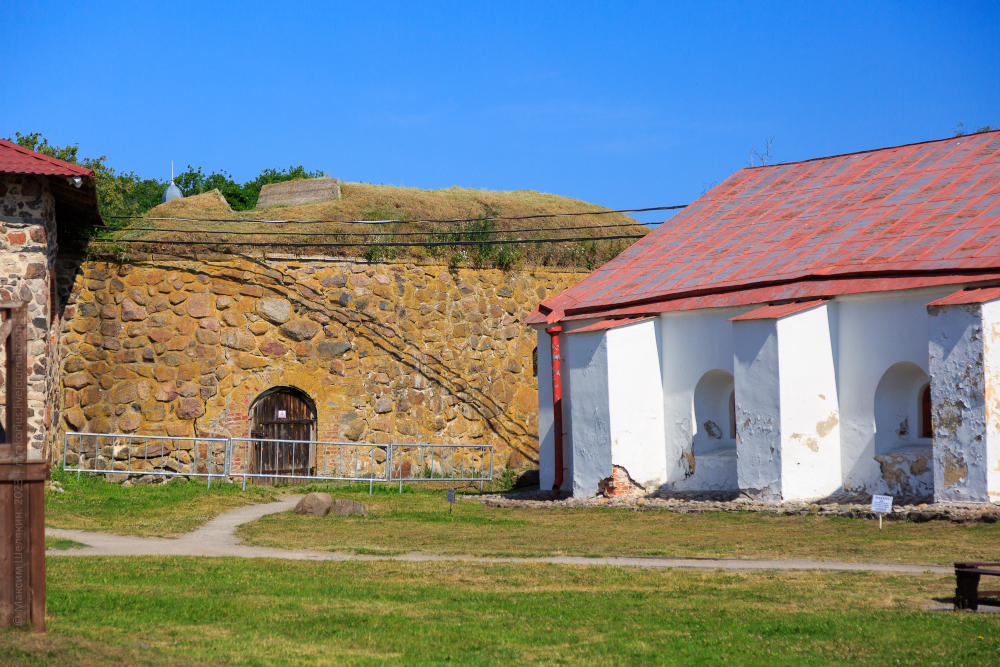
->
[[529, 131, 1000, 504]]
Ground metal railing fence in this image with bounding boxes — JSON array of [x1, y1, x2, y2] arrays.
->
[[60, 433, 493, 492], [229, 437, 391, 491], [390, 444, 494, 492], [62, 432, 229, 487]]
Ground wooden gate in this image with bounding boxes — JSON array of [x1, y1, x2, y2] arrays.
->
[[249, 388, 316, 482]]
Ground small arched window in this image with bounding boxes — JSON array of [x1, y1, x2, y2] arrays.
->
[[532, 347, 538, 377], [920, 383, 932, 439], [729, 391, 737, 439]]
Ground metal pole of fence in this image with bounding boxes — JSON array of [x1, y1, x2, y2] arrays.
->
[[388, 443, 394, 491], [207, 440, 212, 489]]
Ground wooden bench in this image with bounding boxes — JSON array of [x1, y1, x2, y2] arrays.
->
[[954, 562, 1000, 611]]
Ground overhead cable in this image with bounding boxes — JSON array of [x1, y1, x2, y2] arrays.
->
[[87, 234, 646, 249], [88, 220, 661, 238], [100, 204, 687, 226]]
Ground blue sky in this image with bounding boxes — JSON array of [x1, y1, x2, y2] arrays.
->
[[3, 1, 998, 224]]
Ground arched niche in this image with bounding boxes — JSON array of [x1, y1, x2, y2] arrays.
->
[[692, 369, 736, 456], [874, 361, 931, 456]]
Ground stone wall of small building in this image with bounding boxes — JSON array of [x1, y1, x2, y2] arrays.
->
[[0, 174, 61, 462], [54, 255, 589, 472]]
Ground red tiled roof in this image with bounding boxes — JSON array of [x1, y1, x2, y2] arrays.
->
[[729, 300, 827, 321], [529, 130, 1000, 324], [567, 316, 654, 333], [534, 273, 1000, 324], [925, 286, 1000, 306], [0, 138, 93, 177]]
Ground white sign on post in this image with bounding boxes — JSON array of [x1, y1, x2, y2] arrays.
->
[[871, 494, 893, 530], [871, 495, 893, 513]]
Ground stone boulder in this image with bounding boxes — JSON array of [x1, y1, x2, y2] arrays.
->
[[258, 298, 292, 324], [280, 319, 322, 342], [333, 498, 368, 517], [514, 469, 540, 488], [294, 492, 333, 517]]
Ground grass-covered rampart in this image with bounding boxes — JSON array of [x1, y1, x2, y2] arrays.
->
[[92, 183, 651, 269]]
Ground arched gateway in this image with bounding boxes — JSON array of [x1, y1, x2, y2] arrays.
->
[[249, 387, 317, 479]]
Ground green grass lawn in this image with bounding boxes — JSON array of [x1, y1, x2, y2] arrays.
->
[[45, 468, 275, 537], [0, 558, 994, 666], [235, 484, 1000, 565], [43, 472, 1000, 565]]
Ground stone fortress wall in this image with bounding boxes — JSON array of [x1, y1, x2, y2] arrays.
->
[[54, 255, 589, 473]]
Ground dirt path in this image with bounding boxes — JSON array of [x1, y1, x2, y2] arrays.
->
[[46, 496, 952, 574]]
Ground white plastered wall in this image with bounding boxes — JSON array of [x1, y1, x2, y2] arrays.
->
[[928, 300, 1000, 503], [733, 318, 783, 498], [835, 288, 952, 496], [535, 318, 610, 493], [606, 319, 667, 490], [561, 318, 666, 496], [985, 300, 1000, 504], [539, 284, 999, 502], [565, 326, 612, 496], [777, 304, 842, 500], [535, 325, 555, 490], [660, 307, 751, 491], [734, 303, 841, 500]]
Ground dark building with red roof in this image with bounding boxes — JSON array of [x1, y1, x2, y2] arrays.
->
[[530, 131, 1000, 503]]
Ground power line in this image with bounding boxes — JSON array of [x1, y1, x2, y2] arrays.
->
[[87, 234, 645, 249], [88, 220, 659, 238], [100, 204, 687, 226]]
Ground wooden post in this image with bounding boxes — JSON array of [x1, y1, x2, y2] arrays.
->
[[0, 303, 48, 633]]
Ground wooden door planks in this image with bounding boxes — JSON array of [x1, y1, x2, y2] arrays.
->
[[0, 303, 47, 633], [250, 389, 315, 482]]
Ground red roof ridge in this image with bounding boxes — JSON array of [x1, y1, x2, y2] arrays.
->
[[745, 128, 1000, 171]]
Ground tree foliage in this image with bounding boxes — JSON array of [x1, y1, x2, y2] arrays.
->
[[6, 132, 323, 220], [173, 164, 323, 211], [9, 132, 163, 222]]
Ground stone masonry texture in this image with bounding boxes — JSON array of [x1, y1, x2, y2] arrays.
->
[[55, 256, 589, 471], [0, 175, 61, 461]]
